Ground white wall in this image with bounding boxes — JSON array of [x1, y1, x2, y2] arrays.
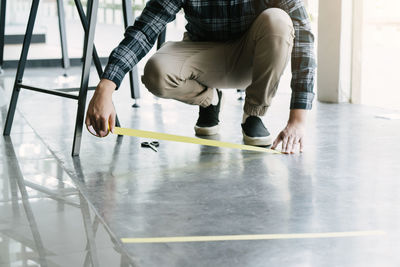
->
[[317, 0, 353, 103]]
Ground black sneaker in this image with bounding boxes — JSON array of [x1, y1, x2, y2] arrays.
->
[[194, 89, 223, 136], [241, 116, 272, 146]]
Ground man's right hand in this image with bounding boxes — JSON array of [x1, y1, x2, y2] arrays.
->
[[85, 79, 117, 137]]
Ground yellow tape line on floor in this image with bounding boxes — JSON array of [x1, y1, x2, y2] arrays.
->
[[113, 127, 281, 154], [121, 230, 386, 244]]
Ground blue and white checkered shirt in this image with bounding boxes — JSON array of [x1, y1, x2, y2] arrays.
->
[[102, 0, 316, 109]]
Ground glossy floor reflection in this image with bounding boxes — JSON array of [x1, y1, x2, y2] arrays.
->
[[0, 136, 135, 266], [1, 67, 400, 266]]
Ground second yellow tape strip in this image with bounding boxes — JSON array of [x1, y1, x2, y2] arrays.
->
[[121, 230, 386, 243], [112, 127, 281, 154]]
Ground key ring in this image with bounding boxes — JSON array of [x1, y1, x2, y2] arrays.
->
[[87, 125, 109, 138]]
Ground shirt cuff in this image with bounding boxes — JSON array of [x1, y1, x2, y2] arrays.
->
[[101, 64, 126, 89], [290, 91, 315, 110]]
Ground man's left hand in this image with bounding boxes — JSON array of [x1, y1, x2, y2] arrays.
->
[[271, 109, 308, 154]]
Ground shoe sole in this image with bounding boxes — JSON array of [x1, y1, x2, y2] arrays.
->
[[194, 91, 224, 136], [242, 130, 273, 146], [195, 125, 220, 136]]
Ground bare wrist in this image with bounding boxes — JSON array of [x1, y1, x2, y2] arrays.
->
[[288, 109, 307, 124], [96, 79, 116, 96]]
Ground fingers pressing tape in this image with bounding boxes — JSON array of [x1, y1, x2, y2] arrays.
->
[[112, 127, 281, 154]]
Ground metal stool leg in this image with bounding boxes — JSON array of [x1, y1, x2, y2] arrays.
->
[[56, 0, 70, 74], [122, 0, 141, 108], [71, 0, 99, 156], [0, 0, 6, 74], [74, 0, 103, 77], [75, 0, 122, 143], [3, 0, 39, 136]]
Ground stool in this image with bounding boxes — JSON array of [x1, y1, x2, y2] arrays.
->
[[2, 0, 164, 156]]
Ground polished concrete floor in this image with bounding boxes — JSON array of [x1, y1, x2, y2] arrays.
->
[[1, 67, 400, 267]]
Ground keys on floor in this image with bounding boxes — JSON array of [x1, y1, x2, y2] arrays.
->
[[141, 141, 160, 152]]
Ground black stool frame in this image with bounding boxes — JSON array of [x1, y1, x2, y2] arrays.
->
[[2, 0, 149, 156]]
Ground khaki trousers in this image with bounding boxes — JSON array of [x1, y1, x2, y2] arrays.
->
[[142, 8, 294, 116]]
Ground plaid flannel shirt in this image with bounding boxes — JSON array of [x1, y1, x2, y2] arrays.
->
[[102, 0, 316, 109]]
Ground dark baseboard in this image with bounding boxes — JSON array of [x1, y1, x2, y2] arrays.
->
[[5, 33, 46, 45], [2, 57, 109, 69]]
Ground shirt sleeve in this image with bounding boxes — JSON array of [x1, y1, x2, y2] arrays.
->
[[273, 0, 317, 110], [101, 0, 182, 88]]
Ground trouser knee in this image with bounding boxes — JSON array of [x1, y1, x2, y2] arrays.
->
[[254, 8, 294, 40], [142, 56, 174, 98]]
